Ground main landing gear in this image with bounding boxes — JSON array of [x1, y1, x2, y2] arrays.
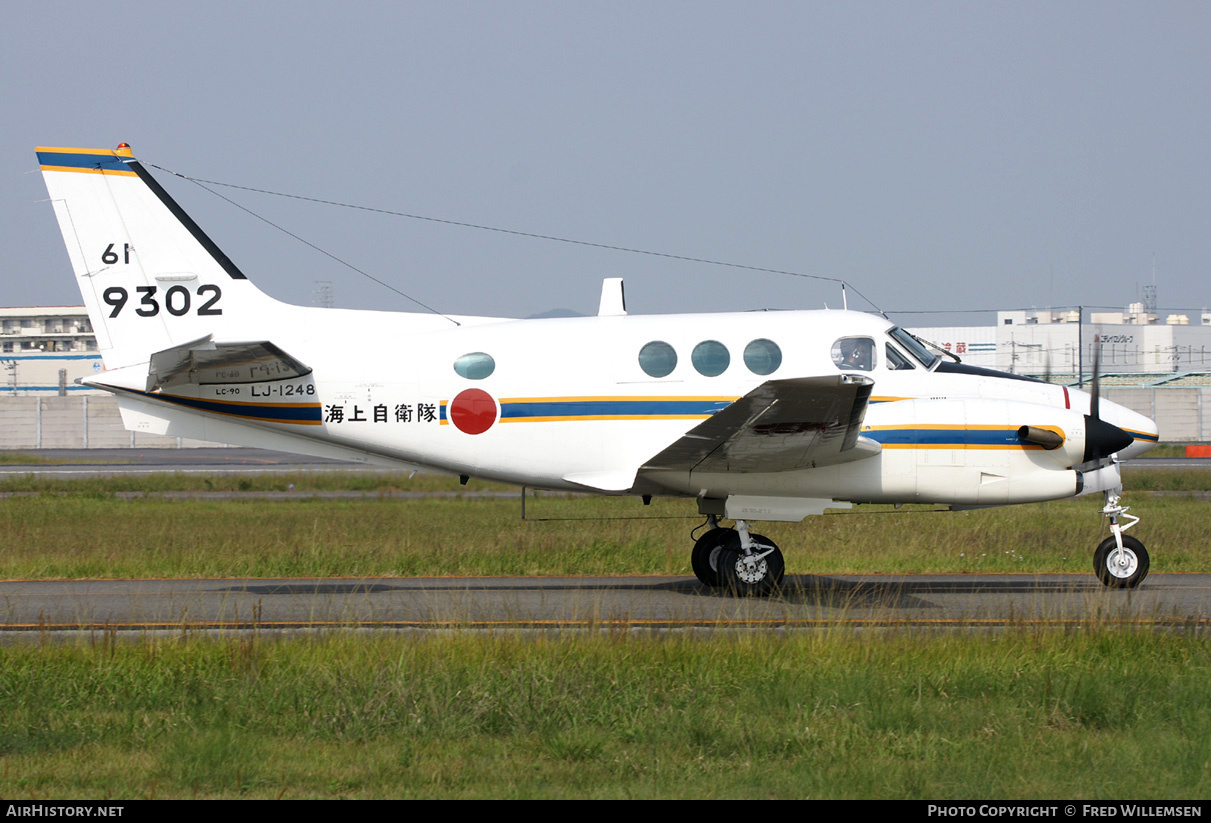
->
[[1094, 490, 1149, 589], [692, 516, 785, 596]]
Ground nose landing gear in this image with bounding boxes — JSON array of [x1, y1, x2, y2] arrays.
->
[[1094, 490, 1149, 589]]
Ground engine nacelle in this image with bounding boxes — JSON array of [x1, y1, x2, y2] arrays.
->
[[860, 397, 1094, 505]]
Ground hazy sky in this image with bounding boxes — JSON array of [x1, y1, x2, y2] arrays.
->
[[4, 1, 1209, 325]]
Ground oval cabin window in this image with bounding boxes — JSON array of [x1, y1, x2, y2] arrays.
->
[[638, 341, 678, 378], [692, 340, 730, 377], [453, 352, 496, 380], [743, 338, 782, 375]]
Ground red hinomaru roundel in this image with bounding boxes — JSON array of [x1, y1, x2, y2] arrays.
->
[[449, 388, 497, 435]]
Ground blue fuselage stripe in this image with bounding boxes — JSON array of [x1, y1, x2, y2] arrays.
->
[[499, 399, 732, 420], [155, 394, 322, 423], [866, 428, 1026, 447]]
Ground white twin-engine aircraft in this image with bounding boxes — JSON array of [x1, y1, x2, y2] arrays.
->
[[37, 144, 1161, 594]]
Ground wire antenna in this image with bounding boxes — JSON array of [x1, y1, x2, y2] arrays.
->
[[147, 162, 887, 316]]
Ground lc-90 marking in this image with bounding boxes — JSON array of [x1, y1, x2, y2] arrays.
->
[[101, 285, 222, 318]]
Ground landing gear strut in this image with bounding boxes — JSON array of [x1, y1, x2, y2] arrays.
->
[[1094, 490, 1149, 589], [693, 517, 785, 595]]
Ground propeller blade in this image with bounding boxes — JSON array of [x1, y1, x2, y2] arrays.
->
[[1082, 335, 1131, 463], [1090, 335, 1101, 421]]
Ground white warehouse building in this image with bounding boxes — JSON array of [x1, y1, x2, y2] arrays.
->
[[0, 306, 103, 395], [911, 304, 1211, 387]]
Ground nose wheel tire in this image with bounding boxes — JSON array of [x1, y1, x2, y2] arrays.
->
[[717, 532, 785, 597], [1093, 535, 1149, 589], [691, 527, 735, 588]]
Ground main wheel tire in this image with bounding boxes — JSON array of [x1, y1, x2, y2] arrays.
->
[[1093, 534, 1150, 589], [691, 528, 734, 588], [717, 532, 785, 597]]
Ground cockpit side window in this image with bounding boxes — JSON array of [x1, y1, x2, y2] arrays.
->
[[888, 327, 940, 369], [832, 336, 876, 371], [886, 344, 915, 370]]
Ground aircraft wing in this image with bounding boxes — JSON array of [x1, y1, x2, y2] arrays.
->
[[144, 335, 312, 391], [639, 374, 878, 474]]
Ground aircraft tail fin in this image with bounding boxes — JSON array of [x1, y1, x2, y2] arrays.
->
[[36, 144, 280, 370]]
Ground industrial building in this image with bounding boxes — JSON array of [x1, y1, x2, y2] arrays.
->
[[913, 303, 1211, 385], [0, 306, 102, 394]]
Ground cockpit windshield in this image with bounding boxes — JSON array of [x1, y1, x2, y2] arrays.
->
[[888, 327, 939, 369]]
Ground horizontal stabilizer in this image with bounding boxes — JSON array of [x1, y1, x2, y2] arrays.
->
[[146, 336, 312, 391], [641, 374, 877, 474]]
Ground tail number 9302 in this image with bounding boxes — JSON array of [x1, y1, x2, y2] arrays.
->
[[101, 285, 222, 318]]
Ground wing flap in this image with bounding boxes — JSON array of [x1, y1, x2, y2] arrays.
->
[[640, 374, 877, 474]]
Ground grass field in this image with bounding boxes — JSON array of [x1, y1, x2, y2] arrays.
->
[[2, 630, 1209, 799], [1, 467, 1208, 798], [0, 467, 1206, 579]]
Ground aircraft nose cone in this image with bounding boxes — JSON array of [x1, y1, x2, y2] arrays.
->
[[1083, 414, 1135, 463]]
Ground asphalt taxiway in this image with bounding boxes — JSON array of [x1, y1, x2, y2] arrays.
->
[[1, 573, 1207, 636]]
